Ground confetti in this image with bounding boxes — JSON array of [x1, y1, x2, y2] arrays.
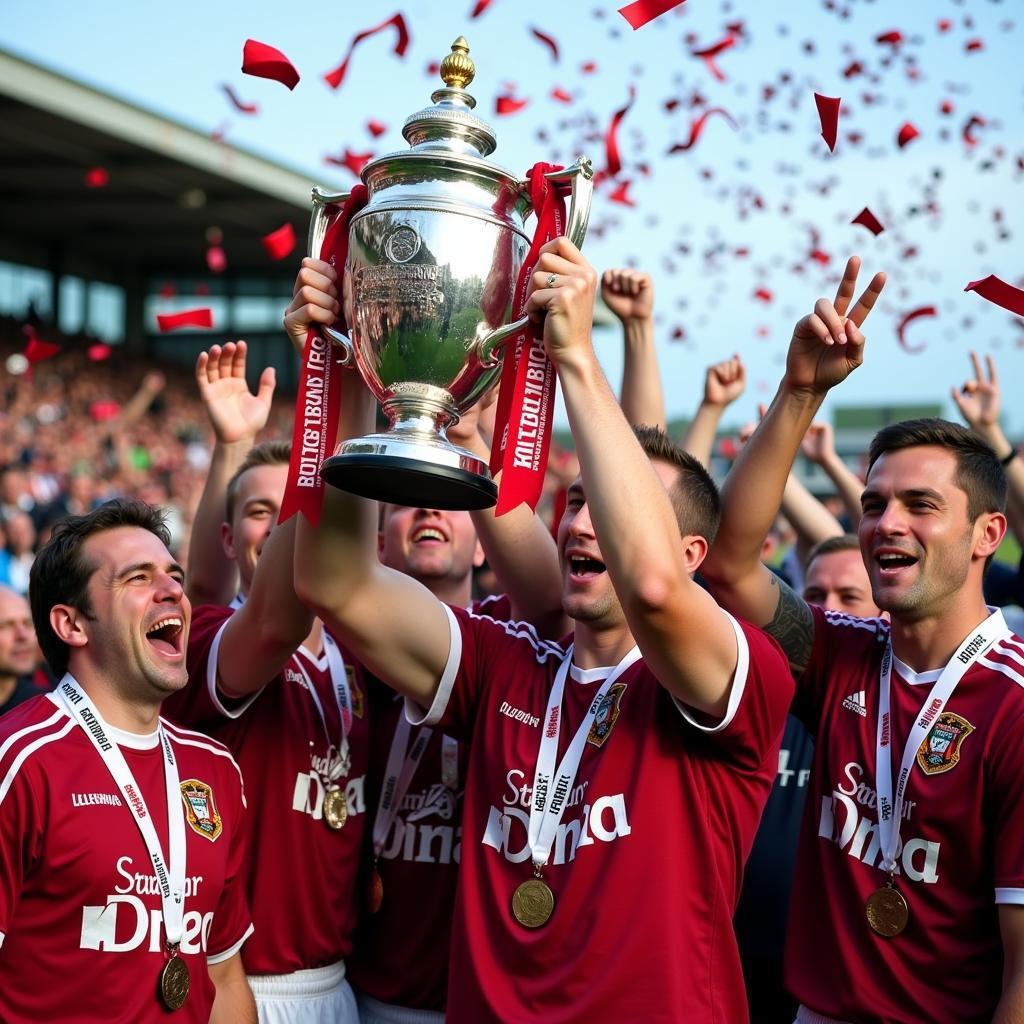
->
[[496, 93, 529, 116], [470, 0, 495, 16], [962, 115, 986, 147], [206, 246, 227, 274], [87, 343, 112, 362], [84, 167, 109, 189], [690, 34, 736, 81], [530, 27, 560, 62], [366, 119, 387, 138], [617, 0, 687, 31], [22, 330, 60, 363], [221, 84, 258, 115], [242, 39, 300, 90], [851, 207, 885, 235], [324, 13, 410, 90], [964, 276, 1024, 317], [875, 30, 903, 46], [324, 148, 374, 176], [964, 38, 984, 53], [753, 287, 773, 303], [550, 87, 573, 104], [666, 107, 738, 153], [814, 93, 841, 153], [608, 180, 636, 206], [604, 86, 636, 177], [262, 223, 297, 261], [896, 306, 936, 353], [897, 122, 920, 148], [157, 309, 214, 332]]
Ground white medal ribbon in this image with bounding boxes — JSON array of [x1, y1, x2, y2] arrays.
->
[[370, 713, 434, 858], [293, 632, 354, 783], [56, 674, 186, 948], [526, 645, 640, 872], [875, 608, 1008, 874]]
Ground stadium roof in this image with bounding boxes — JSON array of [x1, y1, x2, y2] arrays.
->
[[0, 46, 315, 283]]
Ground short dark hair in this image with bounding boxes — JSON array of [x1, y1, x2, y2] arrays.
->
[[225, 440, 291, 522], [806, 533, 861, 571], [633, 425, 721, 545], [29, 499, 171, 676], [867, 418, 1007, 521]]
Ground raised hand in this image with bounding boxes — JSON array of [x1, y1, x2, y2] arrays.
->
[[785, 256, 886, 395], [527, 237, 599, 368], [283, 257, 341, 356], [951, 351, 1001, 432], [601, 268, 654, 324], [195, 341, 276, 445], [704, 355, 746, 408], [801, 421, 837, 465]]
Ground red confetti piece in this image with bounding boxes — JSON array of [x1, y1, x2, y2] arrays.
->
[[580, 61, 598, 74], [22, 330, 60, 363], [937, 18, 953, 32], [965, 38, 984, 52], [87, 343, 112, 362], [206, 246, 227, 274], [843, 61, 863, 78], [964, 276, 1024, 317], [470, 0, 495, 16], [875, 30, 903, 45], [690, 34, 735, 81], [851, 206, 885, 235], [814, 93, 841, 153], [90, 401, 121, 422], [608, 180, 636, 206], [550, 87, 573, 104], [809, 249, 831, 265], [366, 119, 387, 138], [323, 13, 410, 91], [896, 306, 935, 353], [495, 93, 529, 116], [324, 148, 374, 177], [221, 84, 259, 115], [530, 27, 559, 62], [940, 99, 955, 116], [211, 122, 230, 142], [617, 0, 687, 31], [241, 39, 300, 91], [425, 61, 440, 76], [85, 167, 109, 189], [262, 223, 296, 261], [962, 115, 986, 147], [753, 287, 773, 303], [897, 122, 920, 148], [604, 86, 636, 177], [666, 107, 737, 153], [157, 308, 214, 332], [670, 325, 686, 341]]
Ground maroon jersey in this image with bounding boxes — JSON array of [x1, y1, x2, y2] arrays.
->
[[0, 695, 251, 1024], [167, 604, 370, 975], [787, 607, 1024, 1023], [410, 605, 791, 1024], [349, 594, 511, 1010]]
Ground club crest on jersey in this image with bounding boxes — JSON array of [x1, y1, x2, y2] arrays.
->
[[916, 712, 974, 776], [179, 779, 223, 841], [587, 683, 627, 748], [347, 666, 365, 718]]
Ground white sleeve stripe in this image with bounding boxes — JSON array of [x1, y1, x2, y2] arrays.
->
[[995, 888, 1024, 905], [0, 707, 67, 765], [0, 719, 76, 808], [672, 611, 749, 734], [406, 603, 462, 728], [206, 922, 254, 965], [207, 617, 264, 719], [0, 930, 5, 948]]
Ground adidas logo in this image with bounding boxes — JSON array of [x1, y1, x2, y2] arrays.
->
[[842, 690, 868, 717]]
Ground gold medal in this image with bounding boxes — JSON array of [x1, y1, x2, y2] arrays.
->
[[367, 865, 384, 914], [159, 953, 190, 1011], [866, 883, 909, 938], [511, 876, 555, 929], [323, 787, 348, 830]]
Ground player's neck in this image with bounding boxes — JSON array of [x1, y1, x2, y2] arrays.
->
[[422, 573, 472, 609], [571, 621, 637, 670], [889, 597, 994, 673], [0, 673, 16, 707], [301, 618, 323, 657], [72, 674, 162, 734]]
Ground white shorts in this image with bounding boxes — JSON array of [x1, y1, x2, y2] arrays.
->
[[249, 960, 358, 1024], [795, 1007, 853, 1024], [356, 991, 445, 1024]]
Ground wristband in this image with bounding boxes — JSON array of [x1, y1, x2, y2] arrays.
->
[[1001, 448, 1017, 467]]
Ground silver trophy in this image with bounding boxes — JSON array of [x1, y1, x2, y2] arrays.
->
[[309, 37, 593, 510]]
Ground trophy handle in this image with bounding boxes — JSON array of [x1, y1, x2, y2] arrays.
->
[[309, 187, 355, 365], [475, 155, 595, 370]]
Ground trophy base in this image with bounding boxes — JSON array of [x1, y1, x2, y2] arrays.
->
[[321, 436, 497, 511]]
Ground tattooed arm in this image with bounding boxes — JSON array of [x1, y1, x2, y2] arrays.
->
[[701, 256, 886, 676]]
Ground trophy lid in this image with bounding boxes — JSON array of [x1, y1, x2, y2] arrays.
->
[[401, 37, 498, 159]]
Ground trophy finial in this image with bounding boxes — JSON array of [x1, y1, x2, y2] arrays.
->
[[440, 37, 475, 90]]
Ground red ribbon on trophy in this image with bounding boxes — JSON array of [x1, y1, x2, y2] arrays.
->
[[280, 186, 368, 526], [490, 163, 568, 517]]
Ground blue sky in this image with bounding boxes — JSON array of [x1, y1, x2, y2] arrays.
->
[[2, 0, 1021, 433]]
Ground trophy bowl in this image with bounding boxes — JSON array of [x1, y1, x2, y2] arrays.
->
[[309, 38, 593, 511]]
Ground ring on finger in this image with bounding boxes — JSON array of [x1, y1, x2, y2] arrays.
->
[[546, 273, 557, 288]]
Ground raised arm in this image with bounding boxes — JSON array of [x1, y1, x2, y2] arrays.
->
[[186, 342, 275, 606], [700, 256, 886, 675], [601, 268, 666, 429], [681, 355, 746, 467], [952, 352, 1024, 544], [801, 420, 864, 529]]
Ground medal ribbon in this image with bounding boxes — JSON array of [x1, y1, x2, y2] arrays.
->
[[490, 163, 568, 517], [370, 712, 434, 859], [526, 646, 641, 870], [56, 674, 186, 948], [280, 186, 369, 527], [874, 608, 1008, 874], [293, 633, 354, 774]]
